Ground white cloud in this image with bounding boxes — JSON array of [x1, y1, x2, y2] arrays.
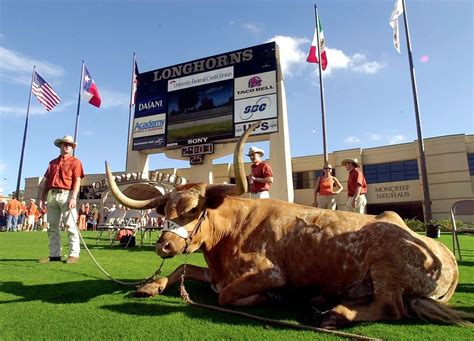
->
[[389, 134, 406, 144], [241, 23, 262, 34], [266, 35, 384, 78], [344, 136, 360, 144], [0, 46, 64, 85], [349, 53, 385, 74], [99, 89, 129, 109], [267, 35, 308, 77], [366, 133, 381, 141], [319, 48, 385, 76]]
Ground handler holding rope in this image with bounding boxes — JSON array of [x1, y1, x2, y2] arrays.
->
[[39, 135, 84, 264]]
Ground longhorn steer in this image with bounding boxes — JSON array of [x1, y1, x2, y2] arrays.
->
[[106, 123, 471, 328]]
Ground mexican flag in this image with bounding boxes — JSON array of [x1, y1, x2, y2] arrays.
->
[[307, 16, 328, 70]]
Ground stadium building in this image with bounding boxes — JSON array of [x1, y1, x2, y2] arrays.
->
[[24, 133, 474, 221]]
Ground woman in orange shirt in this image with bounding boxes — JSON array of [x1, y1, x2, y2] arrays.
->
[[78, 203, 87, 231], [313, 164, 343, 210]]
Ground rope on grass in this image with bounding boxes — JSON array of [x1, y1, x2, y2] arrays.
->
[[76, 221, 165, 286]]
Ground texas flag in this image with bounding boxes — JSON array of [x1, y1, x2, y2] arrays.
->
[[82, 65, 101, 108]]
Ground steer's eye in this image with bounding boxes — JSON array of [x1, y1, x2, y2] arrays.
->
[[189, 207, 199, 215]]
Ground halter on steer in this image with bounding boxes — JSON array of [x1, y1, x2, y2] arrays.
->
[[161, 209, 208, 254]]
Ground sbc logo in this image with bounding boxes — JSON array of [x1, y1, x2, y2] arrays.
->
[[240, 96, 271, 121]]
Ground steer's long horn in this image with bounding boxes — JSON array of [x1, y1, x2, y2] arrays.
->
[[105, 161, 169, 209], [233, 121, 260, 195]]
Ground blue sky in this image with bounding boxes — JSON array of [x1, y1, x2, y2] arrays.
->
[[0, 0, 472, 196]]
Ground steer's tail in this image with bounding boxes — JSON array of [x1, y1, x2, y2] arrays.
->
[[405, 296, 474, 327]]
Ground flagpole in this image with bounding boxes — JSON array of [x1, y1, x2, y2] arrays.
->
[[125, 52, 136, 171], [15, 66, 36, 199], [73, 60, 85, 156], [401, 0, 432, 223], [314, 4, 328, 164]]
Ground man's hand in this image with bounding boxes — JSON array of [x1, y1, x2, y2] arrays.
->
[[68, 197, 77, 209], [351, 198, 356, 208], [39, 199, 46, 211]]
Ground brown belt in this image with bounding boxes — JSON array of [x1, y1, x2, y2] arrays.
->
[[50, 188, 70, 193]]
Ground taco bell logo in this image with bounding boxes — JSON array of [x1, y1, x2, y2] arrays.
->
[[248, 76, 262, 88]]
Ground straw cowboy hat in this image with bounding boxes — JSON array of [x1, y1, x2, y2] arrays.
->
[[54, 135, 77, 149], [247, 146, 265, 157], [341, 157, 361, 168], [30, 198, 36, 203]]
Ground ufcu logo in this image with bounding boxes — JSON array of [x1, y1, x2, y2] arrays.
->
[[138, 99, 163, 112]]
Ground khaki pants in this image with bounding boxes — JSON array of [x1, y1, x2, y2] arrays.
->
[[46, 189, 80, 258], [346, 195, 367, 214], [317, 194, 337, 210]]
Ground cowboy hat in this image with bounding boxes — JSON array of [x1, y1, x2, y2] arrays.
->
[[30, 198, 36, 202], [341, 158, 361, 168], [54, 135, 77, 149], [247, 146, 264, 157]]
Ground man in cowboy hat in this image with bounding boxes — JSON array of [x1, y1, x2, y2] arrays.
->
[[39, 135, 84, 264], [341, 157, 367, 214], [247, 146, 273, 199]]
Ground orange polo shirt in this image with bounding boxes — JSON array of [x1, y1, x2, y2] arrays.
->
[[44, 154, 84, 190], [28, 202, 38, 216], [347, 168, 367, 197], [6, 199, 22, 216], [250, 161, 273, 193]]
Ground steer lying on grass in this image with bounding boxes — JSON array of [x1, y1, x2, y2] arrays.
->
[[106, 123, 473, 329]]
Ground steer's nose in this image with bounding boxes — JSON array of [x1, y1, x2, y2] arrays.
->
[[156, 240, 175, 258]]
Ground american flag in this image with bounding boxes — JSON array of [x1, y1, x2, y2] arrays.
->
[[32, 71, 61, 111]]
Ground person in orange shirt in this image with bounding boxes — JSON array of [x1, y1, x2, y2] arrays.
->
[[26, 199, 38, 231], [342, 158, 368, 214], [313, 164, 343, 210], [247, 146, 273, 199], [78, 203, 87, 231], [17, 201, 27, 231], [39, 135, 84, 264], [6, 197, 22, 232]]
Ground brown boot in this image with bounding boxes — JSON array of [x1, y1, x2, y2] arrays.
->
[[38, 256, 62, 263], [66, 256, 79, 264]]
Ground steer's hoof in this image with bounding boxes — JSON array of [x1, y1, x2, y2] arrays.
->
[[134, 283, 159, 298], [319, 311, 350, 330]]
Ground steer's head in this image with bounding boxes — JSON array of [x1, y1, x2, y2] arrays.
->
[[105, 122, 258, 258]]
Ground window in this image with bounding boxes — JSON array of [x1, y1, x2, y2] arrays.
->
[[293, 170, 323, 190], [468, 154, 474, 176], [364, 159, 419, 184]]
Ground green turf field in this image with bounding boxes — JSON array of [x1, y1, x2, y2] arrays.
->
[[0, 231, 472, 340]]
